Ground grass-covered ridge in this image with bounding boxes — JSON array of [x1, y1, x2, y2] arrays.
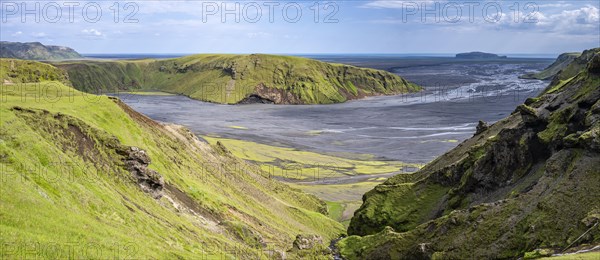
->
[[1, 58, 69, 84], [520, 52, 581, 80], [0, 60, 345, 258], [54, 54, 420, 104], [340, 48, 600, 259]]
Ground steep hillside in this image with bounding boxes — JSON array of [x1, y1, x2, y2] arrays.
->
[[55, 54, 420, 104], [0, 60, 344, 258], [339, 48, 600, 259], [521, 52, 581, 80], [0, 41, 83, 60]]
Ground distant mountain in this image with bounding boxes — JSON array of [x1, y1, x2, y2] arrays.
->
[[521, 52, 581, 80], [0, 41, 83, 60], [55, 54, 421, 104], [455, 51, 507, 59]]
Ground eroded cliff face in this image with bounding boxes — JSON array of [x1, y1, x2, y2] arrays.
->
[[341, 48, 600, 259]]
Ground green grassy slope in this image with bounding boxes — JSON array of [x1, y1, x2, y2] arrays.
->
[[1, 58, 69, 84], [202, 136, 420, 228], [521, 52, 581, 80], [0, 59, 344, 258], [340, 48, 600, 259], [55, 54, 420, 104]]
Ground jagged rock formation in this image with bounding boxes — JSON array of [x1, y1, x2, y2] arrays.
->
[[117, 146, 165, 199], [474, 120, 489, 135], [340, 48, 600, 259], [0, 41, 83, 60]]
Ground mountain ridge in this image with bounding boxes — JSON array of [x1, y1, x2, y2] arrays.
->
[[54, 54, 420, 104], [0, 41, 83, 60]]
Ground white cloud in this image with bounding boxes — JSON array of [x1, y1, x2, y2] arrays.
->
[[519, 5, 599, 35], [82, 29, 102, 36], [11, 31, 22, 37], [81, 29, 104, 39], [537, 3, 573, 8]]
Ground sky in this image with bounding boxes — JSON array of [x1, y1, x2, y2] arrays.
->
[[1, 0, 599, 55]]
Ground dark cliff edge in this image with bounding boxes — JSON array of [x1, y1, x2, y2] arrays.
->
[[340, 48, 600, 259]]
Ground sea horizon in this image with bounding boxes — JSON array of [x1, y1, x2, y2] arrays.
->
[[82, 52, 560, 60]]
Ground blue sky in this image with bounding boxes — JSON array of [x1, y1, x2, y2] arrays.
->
[[1, 1, 599, 54]]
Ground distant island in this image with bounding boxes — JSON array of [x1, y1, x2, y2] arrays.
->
[[455, 51, 507, 59], [0, 41, 82, 60]]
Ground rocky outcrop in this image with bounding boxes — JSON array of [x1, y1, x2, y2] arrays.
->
[[474, 120, 489, 135], [292, 234, 324, 250], [341, 48, 600, 259], [245, 83, 305, 105], [117, 147, 164, 199]]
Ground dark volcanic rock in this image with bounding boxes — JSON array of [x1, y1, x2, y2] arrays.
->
[[237, 94, 275, 104], [118, 146, 165, 198], [588, 53, 600, 75], [475, 120, 489, 135]]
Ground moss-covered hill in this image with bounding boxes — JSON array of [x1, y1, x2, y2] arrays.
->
[[0, 59, 344, 258], [521, 52, 581, 80], [339, 48, 600, 259], [54, 54, 420, 104]]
